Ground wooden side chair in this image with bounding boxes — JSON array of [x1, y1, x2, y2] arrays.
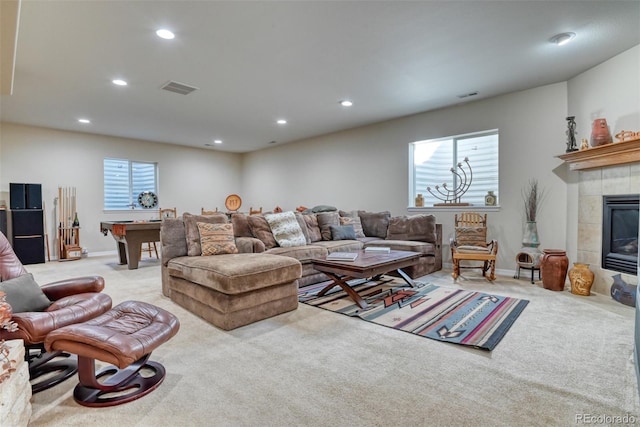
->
[[450, 212, 498, 281], [249, 207, 262, 215], [201, 207, 218, 215], [141, 208, 177, 259]]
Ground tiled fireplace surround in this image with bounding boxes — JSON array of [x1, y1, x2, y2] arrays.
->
[[577, 162, 640, 294]]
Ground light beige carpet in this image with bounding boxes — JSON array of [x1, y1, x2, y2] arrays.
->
[[22, 255, 640, 426]]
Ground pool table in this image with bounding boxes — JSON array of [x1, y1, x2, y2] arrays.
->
[[100, 220, 161, 269]]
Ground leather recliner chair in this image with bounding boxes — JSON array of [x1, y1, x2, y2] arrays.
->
[[0, 231, 112, 392]]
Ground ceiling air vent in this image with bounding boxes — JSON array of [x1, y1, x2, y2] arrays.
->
[[457, 91, 478, 99], [160, 80, 199, 95]]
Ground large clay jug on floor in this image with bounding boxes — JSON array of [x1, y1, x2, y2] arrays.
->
[[568, 263, 594, 296], [540, 249, 569, 291]]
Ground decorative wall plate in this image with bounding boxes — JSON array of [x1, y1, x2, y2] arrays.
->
[[138, 191, 158, 209], [225, 194, 242, 211]]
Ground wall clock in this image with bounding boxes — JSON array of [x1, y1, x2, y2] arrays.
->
[[138, 191, 158, 209], [225, 194, 242, 211]]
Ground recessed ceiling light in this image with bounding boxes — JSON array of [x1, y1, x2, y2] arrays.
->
[[156, 29, 175, 40], [112, 79, 128, 86], [78, 118, 90, 124], [340, 100, 353, 107], [550, 32, 576, 46], [276, 119, 287, 125], [213, 139, 222, 144]]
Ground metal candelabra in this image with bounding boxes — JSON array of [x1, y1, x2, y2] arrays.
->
[[427, 157, 473, 205]]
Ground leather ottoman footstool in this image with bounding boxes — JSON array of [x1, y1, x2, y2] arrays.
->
[[44, 300, 180, 407]]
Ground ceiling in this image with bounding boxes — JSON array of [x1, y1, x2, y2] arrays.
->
[[1, 1, 639, 153]]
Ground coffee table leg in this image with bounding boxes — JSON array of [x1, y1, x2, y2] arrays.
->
[[395, 268, 416, 288], [317, 273, 369, 309]]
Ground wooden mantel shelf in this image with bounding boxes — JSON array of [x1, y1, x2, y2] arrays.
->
[[557, 138, 640, 171]]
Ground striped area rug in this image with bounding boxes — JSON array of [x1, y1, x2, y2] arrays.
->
[[298, 279, 529, 351]]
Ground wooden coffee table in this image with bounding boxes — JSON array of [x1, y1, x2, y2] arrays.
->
[[311, 250, 421, 309]]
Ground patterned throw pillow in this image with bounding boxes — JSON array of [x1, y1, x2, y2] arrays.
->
[[264, 211, 307, 248], [197, 222, 238, 256], [184, 212, 229, 256], [303, 214, 322, 242], [339, 216, 365, 238]]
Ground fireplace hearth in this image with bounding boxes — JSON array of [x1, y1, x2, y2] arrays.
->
[[602, 194, 639, 275]]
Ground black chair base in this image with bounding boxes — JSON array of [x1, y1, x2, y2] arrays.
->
[[73, 354, 166, 407], [28, 347, 78, 393]]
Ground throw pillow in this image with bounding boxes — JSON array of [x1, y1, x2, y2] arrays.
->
[[339, 216, 365, 238], [316, 211, 340, 241], [264, 211, 307, 248], [197, 222, 238, 256], [230, 213, 253, 238], [386, 214, 437, 242], [311, 205, 337, 213], [455, 226, 487, 248], [0, 273, 52, 313], [357, 211, 391, 238], [294, 212, 311, 244], [303, 214, 322, 243], [247, 215, 278, 249], [183, 212, 228, 256], [330, 224, 356, 240]]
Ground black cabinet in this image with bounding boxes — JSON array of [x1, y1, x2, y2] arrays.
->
[[11, 209, 45, 265]]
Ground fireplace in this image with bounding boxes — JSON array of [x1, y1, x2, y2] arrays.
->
[[602, 194, 639, 275]]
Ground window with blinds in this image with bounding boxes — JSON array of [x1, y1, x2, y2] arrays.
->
[[409, 130, 499, 207], [103, 158, 158, 210]]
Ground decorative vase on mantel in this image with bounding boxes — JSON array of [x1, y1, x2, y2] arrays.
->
[[590, 118, 613, 147], [519, 221, 542, 266], [568, 263, 594, 296]]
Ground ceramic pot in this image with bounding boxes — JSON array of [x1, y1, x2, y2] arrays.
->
[[590, 118, 613, 147], [568, 263, 594, 296], [540, 249, 568, 291]]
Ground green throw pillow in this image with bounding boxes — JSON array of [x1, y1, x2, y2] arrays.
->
[[0, 273, 52, 313], [330, 224, 356, 240]]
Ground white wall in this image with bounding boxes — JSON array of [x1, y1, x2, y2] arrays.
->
[[243, 83, 570, 270], [0, 122, 243, 255]]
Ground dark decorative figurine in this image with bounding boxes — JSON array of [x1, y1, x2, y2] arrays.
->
[[565, 116, 578, 152]]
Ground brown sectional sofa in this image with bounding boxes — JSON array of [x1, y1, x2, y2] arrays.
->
[[160, 209, 442, 330]]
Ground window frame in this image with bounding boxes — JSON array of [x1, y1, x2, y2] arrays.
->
[[103, 158, 159, 211], [409, 129, 499, 209]]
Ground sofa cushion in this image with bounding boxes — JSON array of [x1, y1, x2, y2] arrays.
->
[[330, 224, 356, 240], [0, 273, 52, 313], [197, 222, 238, 256], [386, 214, 437, 243], [265, 211, 307, 248], [183, 212, 229, 256], [316, 211, 340, 241], [247, 215, 278, 249], [265, 244, 328, 262], [364, 239, 436, 256], [302, 214, 322, 243], [167, 253, 301, 294], [230, 213, 253, 238], [313, 240, 363, 252], [339, 216, 365, 238], [160, 218, 188, 265], [358, 211, 391, 238]]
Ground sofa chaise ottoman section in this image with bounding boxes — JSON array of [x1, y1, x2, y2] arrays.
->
[[167, 253, 301, 330]]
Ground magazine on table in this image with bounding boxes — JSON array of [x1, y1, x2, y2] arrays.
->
[[326, 252, 359, 261]]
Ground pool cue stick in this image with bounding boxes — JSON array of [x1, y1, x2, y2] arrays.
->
[[43, 200, 51, 261]]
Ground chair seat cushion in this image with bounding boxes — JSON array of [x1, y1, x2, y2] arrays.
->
[[456, 245, 491, 253]]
